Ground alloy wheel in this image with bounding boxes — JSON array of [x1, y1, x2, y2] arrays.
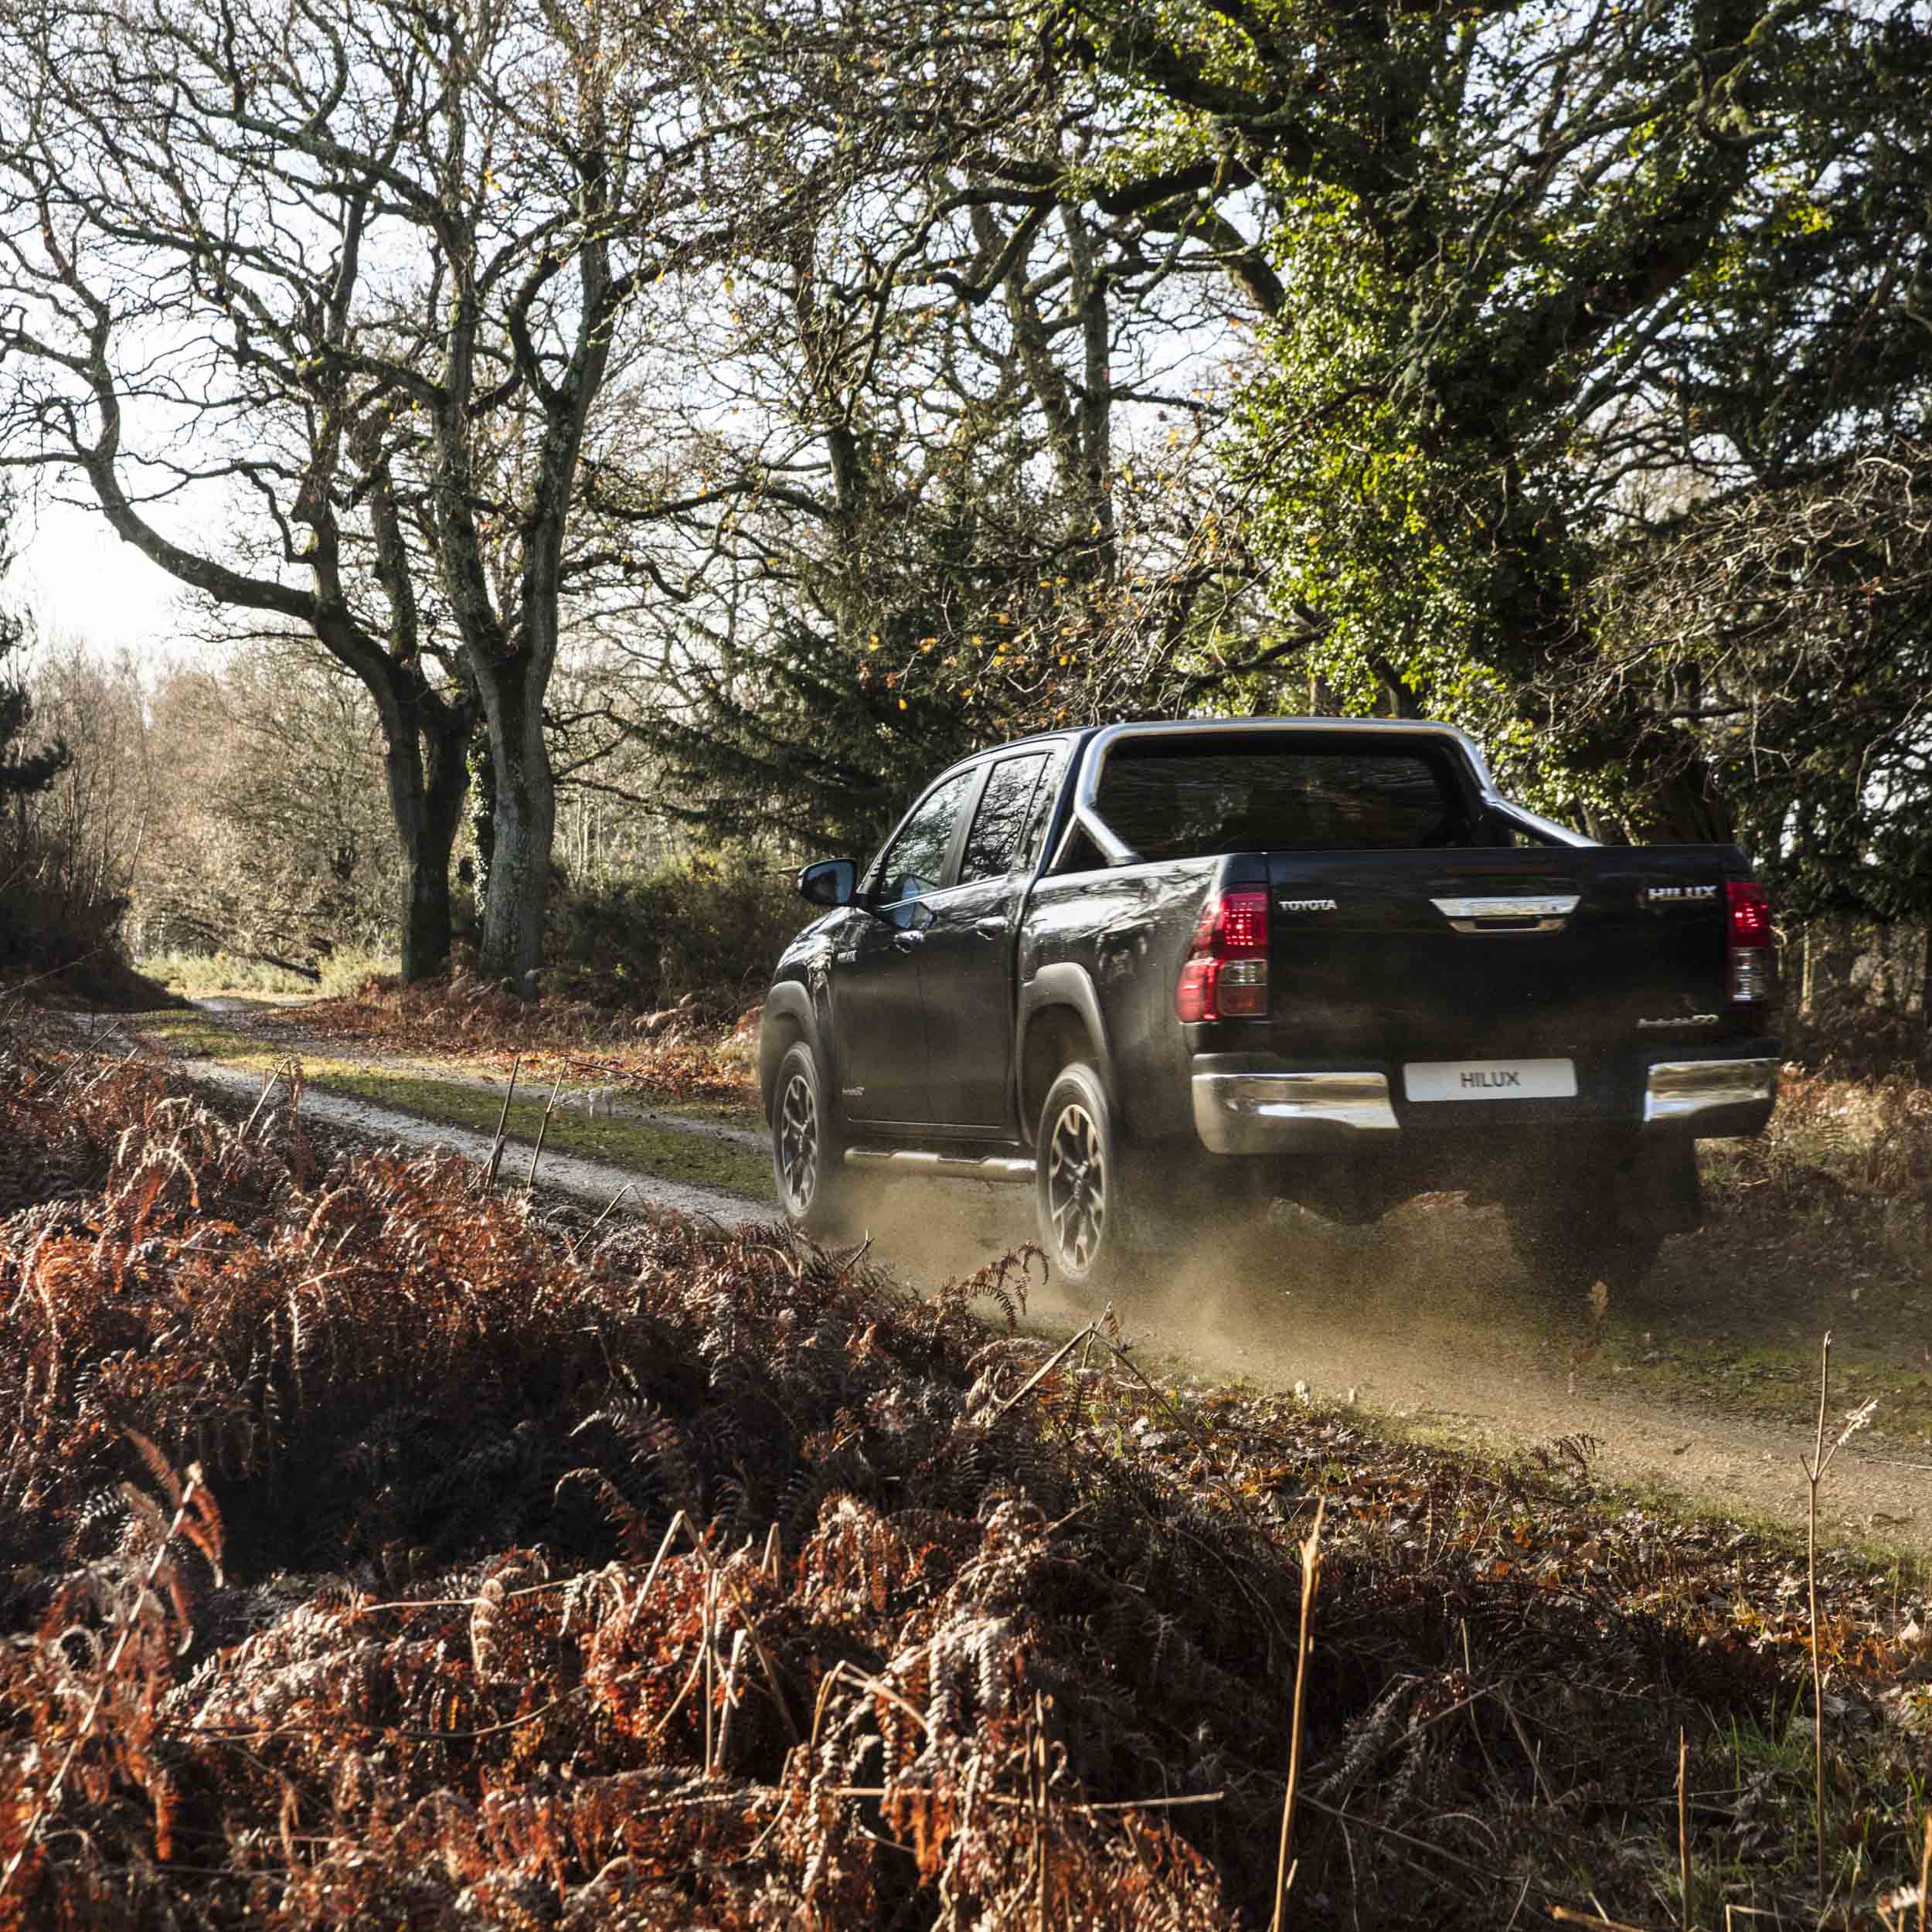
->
[[776, 1070, 820, 1217], [1045, 1100, 1107, 1274]]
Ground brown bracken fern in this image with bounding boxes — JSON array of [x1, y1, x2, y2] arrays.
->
[[0, 1010, 1920, 1929]]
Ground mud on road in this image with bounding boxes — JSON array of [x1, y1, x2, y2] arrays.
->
[[124, 998, 1932, 1563]]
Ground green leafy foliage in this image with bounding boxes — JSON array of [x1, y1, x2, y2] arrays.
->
[[1073, 0, 1932, 838]]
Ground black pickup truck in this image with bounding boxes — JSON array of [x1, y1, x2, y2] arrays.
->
[[760, 719, 1778, 1294]]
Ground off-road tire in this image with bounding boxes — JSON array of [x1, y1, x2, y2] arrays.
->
[[1032, 1063, 1175, 1301], [1504, 1140, 1696, 1301], [770, 1040, 869, 1241]]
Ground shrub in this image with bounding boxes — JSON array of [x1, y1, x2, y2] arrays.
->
[[0, 861, 125, 988], [544, 851, 803, 1009], [0, 823, 155, 1008], [137, 947, 400, 1000]]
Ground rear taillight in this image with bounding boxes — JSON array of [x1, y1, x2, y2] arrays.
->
[[1175, 887, 1270, 1022], [1726, 879, 1775, 1003]]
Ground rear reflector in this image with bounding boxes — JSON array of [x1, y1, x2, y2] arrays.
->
[[1726, 879, 1774, 1004], [1176, 887, 1270, 1022]]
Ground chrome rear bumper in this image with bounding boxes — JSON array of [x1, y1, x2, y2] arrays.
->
[[1192, 1053, 1781, 1151], [1193, 1071, 1398, 1152], [1643, 1057, 1779, 1124]]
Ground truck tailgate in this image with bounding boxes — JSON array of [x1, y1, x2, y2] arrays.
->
[[1264, 845, 1754, 1066]]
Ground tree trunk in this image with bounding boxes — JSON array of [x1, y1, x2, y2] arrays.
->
[[1918, 920, 1931, 1066], [476, 669, 554, 992], [381, 696, 471, 985]]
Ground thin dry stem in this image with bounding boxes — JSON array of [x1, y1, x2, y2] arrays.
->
[[1802, 1331, 1832, 1910], [483, 1053, 522, 1192], [525, 1068, 565, 1189], [1678, 1725, 1690, 1932], [1269, 1495, 1325, 1932]]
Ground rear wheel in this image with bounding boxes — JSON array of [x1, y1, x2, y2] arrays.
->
[[1504, 1138, 1697, 1300], [770, 1040, 867, 1240], [1033, 1064, 1180, 1300]]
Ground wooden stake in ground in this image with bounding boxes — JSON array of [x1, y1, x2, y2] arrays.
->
[[484, 1054, 522, 1192], [1269, 1495, 1325, 1932]]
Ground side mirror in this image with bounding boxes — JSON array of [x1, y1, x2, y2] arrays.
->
[[798, 858, 860, 908]]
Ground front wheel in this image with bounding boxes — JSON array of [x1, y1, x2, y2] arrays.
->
[[1033, 1063, 1174, 1299], [770, 1041, 866, 1240]]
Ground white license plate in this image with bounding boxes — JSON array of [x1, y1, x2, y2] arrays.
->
[[1403, 1058, 1577, 1102]]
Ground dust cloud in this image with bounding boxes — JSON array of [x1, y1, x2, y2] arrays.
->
[[845, 1173, 1932, 1552], [853, 1175, 1594, 1423]]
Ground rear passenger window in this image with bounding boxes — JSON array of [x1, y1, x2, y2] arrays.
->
[[1018, 747, 1067, 870], [1094, 741, 1462, 859], [958, 753, 1048, 883]]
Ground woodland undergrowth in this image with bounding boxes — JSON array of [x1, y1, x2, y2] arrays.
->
[[0, 1012, 1926, 1930], [279, 970, 758, 1111]]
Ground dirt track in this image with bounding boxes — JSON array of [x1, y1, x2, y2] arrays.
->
[[143, 1002, 1932, 1562], [853, 1185, 1932, 1561]]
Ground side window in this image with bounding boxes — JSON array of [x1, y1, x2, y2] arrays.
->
[[1018, 747, 1068, 872], [876, 769, 975, 916], [958, 753, 1049, 885]]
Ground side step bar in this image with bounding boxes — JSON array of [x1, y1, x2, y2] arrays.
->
[[845, 1148, 1035, 1184]]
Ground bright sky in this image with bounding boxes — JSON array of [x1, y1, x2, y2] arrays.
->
[[12, 495, 190, 656]]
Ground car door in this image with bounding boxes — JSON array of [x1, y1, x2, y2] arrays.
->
[[917, 748, 1060, 1132], [831, 766, 977, 1128]]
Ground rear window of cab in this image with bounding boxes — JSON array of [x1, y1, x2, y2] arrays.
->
[[1094, 737, 1468, 859]]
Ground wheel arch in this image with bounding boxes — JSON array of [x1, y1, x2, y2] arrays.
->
[[1017, 965, 1117, 1140], [759, 981, 821, 1121]]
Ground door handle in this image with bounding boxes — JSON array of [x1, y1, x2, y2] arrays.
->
[[972, 917, 1009, 940], [891, 929, 925, 951]]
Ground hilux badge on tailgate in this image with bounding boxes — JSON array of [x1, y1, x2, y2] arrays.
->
[[1644, 884, 1718, 904], [1279, 898, 1338, 913]]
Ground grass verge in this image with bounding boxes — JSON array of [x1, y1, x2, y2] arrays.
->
[[117, 1009, 771, 1199], [253, 976, 764, 1126]]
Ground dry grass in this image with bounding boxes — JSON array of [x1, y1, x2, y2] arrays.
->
[[268, 969, 761, 1114], [1748, 1069, 1932, 1206], [4, 1012, 1927, 1929]]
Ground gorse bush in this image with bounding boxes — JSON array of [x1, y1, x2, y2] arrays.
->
[[138, 947, 401, 1000]]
